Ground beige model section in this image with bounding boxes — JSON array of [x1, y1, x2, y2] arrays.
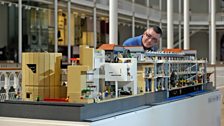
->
[[137, 64, 145, 93], [22, 53, 66, 101], [79, 45, 94, 69], [67, 46, 95, 103], [137, 63, 155, 93], [67, 65, 93, 103]]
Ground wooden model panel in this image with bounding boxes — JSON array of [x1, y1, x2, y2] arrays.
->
[[22, 53, 62, 101], [67, 65, 89, 103], [44, 53, 50, 97]]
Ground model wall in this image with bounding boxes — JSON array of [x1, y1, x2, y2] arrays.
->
[[22, 53, 66, 101]]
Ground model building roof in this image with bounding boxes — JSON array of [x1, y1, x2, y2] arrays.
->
[[98, 44, 116, 51]]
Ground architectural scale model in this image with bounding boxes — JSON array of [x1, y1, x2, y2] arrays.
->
[[19, 45, 208, 103], [0, 45, 217, 122]]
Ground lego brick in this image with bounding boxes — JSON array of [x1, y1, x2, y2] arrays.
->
[[26, 86, 39, 101], [33, 53, 39, 86], [60, 86, 67, 98], [42, 86, 51, 99], [44, 53, 50, 87], [151, 79, 155, 92], [24, 86, 63, 101], [54, 53, 62, 87], [54, 86, 61, 98], [67, 65, 89, 103], [23, 87, 34, 101], [67, 66, 89, 95], [29, 53, 34, 88], [32, 87, 40, 101], [99, 79, 106, 92], [43, 86, 50, 99], [38, 53, 45, 87], [25, 86, 47, 101], [22, 53, 63, 101], [22, 53, 27, 87], [137, 73, 145, 93], [49, 53, 55, 87], [68, 93, 93, 103], [49, 85, 55, 98], [80, 75, 87, 91], [48, 86, 67, 99], [22, 53, 29, 99]]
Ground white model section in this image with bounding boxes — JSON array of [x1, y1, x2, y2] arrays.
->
[[105, 63, 128, 81], [104, 58, 137, 97]]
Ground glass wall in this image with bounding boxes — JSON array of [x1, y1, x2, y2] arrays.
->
[[0, 0, 96, 63], [0, 1, 18, 62], [22, 1, 54, 52], [0, 0, 221, 63], [0, 0, 153, 63]]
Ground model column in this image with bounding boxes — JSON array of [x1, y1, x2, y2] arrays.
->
[[167, 0, 174, 49], [184, 0, 189, 50], [211, 0, 216, 64], [109, 0, 118, 45]]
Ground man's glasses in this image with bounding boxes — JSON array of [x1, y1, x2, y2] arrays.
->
[[144, 33, 159, 43]]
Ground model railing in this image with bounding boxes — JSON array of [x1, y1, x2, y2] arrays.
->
[[0, 68, 22, 101], [0, 68, 68, 101]]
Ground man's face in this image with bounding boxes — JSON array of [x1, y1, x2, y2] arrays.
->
[[142, 28, 161, 48]]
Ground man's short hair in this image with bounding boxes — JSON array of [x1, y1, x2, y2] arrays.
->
[[151, 26, 163, 37]]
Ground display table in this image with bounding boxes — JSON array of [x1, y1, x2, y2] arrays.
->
[[0, 90, 221, 126]]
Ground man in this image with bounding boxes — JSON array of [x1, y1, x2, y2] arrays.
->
[[123, 26, 162, 51]]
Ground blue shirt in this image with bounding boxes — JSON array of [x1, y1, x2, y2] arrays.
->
[[123, 35, 143, 46], [123, 35, 158, 51]]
